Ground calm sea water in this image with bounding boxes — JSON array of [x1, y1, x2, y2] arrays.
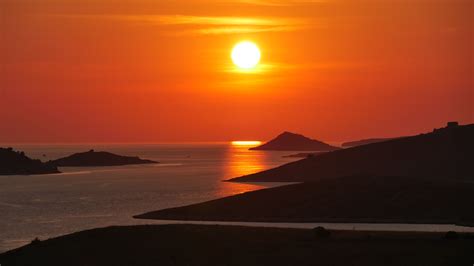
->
[[0, 143, 297, 252]]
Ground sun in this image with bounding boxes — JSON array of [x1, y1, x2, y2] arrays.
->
[[231, 41, 261, 70]]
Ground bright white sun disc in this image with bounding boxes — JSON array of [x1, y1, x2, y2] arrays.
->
[[231, 41, 261, 69]]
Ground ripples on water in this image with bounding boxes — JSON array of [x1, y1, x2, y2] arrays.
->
[[0, 143, 297, 252]]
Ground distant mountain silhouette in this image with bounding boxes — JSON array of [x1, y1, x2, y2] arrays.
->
[[0, 148, 59, 175], [231, 123, 473, 182], [51, 150, 158, 167], [341, 138, 395, 148], [250, 132, 340, 151]]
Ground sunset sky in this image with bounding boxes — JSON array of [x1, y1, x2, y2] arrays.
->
[[1, 0, 472, 143]]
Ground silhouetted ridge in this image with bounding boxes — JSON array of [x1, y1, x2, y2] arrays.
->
[[0, 148, 59, 175], [51, 150, 158, 167], [341, 138, 395, 148], [231, 123, 473, 182], [250, 131, 340, 151]]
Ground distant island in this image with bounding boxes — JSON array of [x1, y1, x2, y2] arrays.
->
[[250, 131, 340, 151], [341, 138, 395, 148], [232, 122, 473, 183], [50, 150, 158, 167], [0, 148, 59, 175]]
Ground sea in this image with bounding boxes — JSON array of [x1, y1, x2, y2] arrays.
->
[[3, 143, 474, 253], [0, 142, 297, 252]]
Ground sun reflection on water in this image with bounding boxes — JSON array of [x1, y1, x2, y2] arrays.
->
[[216, 141, 271, 196], [226, 141, 266, 178]]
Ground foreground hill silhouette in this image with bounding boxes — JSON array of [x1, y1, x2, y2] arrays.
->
[[232, 123, 473, 182], [250, 131, 340, 151], [136, 175, 474, 225], [0, 148, 59, 175], [341, 137, 395, 147], [1, 224, 473, 266], [51, 150, 157, 167]]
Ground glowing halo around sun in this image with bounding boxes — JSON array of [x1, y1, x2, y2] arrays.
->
[[231, 41, 261, 70]]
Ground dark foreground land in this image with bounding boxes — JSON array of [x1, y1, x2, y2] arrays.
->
[[137, 176, 474, 225], [1, 224, 473, 266]]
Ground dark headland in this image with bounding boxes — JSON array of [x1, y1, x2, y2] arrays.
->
[[341, 137, 395, 148], [1, 224, 473, 266], [233, 123, 473, 183], [136, 175, 474, 225], [50, 150, 158, 167], [0, 148, 59, 175], [250, 131, 340, 151]]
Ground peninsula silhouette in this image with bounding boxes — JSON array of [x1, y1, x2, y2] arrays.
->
[[136, 175, 474, 225]]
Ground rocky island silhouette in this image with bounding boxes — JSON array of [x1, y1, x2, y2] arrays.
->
[[250, 131, 340, 151], [51, 150, 158, 167], [0, 148, 59, 175]]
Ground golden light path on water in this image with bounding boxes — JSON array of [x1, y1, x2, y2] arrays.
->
[[217, 141, 272, 196], [227, 141, 264, 178]]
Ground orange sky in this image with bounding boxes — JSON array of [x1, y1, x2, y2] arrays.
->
[[1, 0, 472, 143]]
